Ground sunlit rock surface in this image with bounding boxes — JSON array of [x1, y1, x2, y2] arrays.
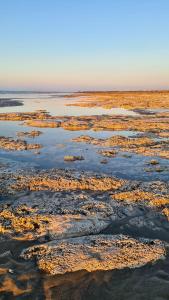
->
[[10, 169, 125, 192], [0, 136, 42, 151], [21, 234, 166, 275]]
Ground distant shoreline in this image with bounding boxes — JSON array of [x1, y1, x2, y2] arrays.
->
[[0, 90, 169, 94]]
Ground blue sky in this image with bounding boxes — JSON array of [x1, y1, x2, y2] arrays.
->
[[0, 0, 169, 91]]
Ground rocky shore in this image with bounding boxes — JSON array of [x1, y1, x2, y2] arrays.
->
[[0, 92, 169, 298], [0, 167, 169, 280], [65, 91, 169, 110]]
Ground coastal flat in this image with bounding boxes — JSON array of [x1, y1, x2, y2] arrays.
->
[[0, 92, 169, 299]]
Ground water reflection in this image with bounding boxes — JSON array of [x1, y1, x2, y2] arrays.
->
[[0, 93, 169, 181], [0, 92, 137, 116]]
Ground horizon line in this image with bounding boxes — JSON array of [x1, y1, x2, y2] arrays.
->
[[1, 89, 169, 93]]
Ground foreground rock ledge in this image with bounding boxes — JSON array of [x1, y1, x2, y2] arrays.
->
[[21, 234, 166, 275]]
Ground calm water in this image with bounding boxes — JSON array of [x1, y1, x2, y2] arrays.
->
[[0, 92, 169, 181], [0, 92, 137, 116]]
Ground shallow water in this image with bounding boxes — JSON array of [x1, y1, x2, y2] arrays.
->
[[0, 92, 137, 116], [0, 92, 169, 181]]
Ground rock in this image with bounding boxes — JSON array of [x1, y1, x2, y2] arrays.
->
[[64, 155, 84, 162], [25, 120, 60, 128], [100, 159, 108, 164], [0, 111, 50, 121], [148, 159, 159, 165], [0, 209, 111, 241], [0, 191, 115, 241], [11, 169, 124, 192], [8, 269, 14, 274], [112, 189, 169, 208], [21, 234, 166, 275], [158, 131, 169, 138], [62, 120, 90, 130], [98, 149, 117, 157], [0, 251, 12, 258], [0, 136, 42, 151], [17, 130, 43, 138]]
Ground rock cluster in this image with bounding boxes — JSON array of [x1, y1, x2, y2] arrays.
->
[[73, 135, 169, 159], [16, 130, 42, 138], [0, 136, 42, 151], [10, 169, 124, 192], [0, 167, 169, 278], [0, 110, 49, 121]]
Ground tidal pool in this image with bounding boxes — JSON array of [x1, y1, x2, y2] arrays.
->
[[0, 92, 168, 181], [0, 92, 169, 300]]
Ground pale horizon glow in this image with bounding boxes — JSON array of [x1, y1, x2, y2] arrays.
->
[[0, 0, 169, 91]]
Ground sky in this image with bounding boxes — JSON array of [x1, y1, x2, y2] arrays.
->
[[0, 0, 169, 91]]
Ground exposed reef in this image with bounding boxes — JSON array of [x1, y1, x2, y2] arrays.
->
[[0, 110, 50, 121], [73, 135, 169, 159], [0, 110, 169, 133], [65, 91, 169, 110], [0, 166, 169, 297], [21, 235, 166, 275], [25, 120, 60, 128], [1, 168, 169, 243], [16, 130, 42, 138], [9, 169, 125, 193], [0, 136, 42, 151]]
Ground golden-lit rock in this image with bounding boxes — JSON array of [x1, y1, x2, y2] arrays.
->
[[98, 149, 117, 157], [11, 170, 124, 192], [64, 155, 84, 162], [21, 234, 166, 275], [17, 130, 42, 138], [0, 136, 42, 151], [25, 120, 60, 128], [113, 189, 169, 207]]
